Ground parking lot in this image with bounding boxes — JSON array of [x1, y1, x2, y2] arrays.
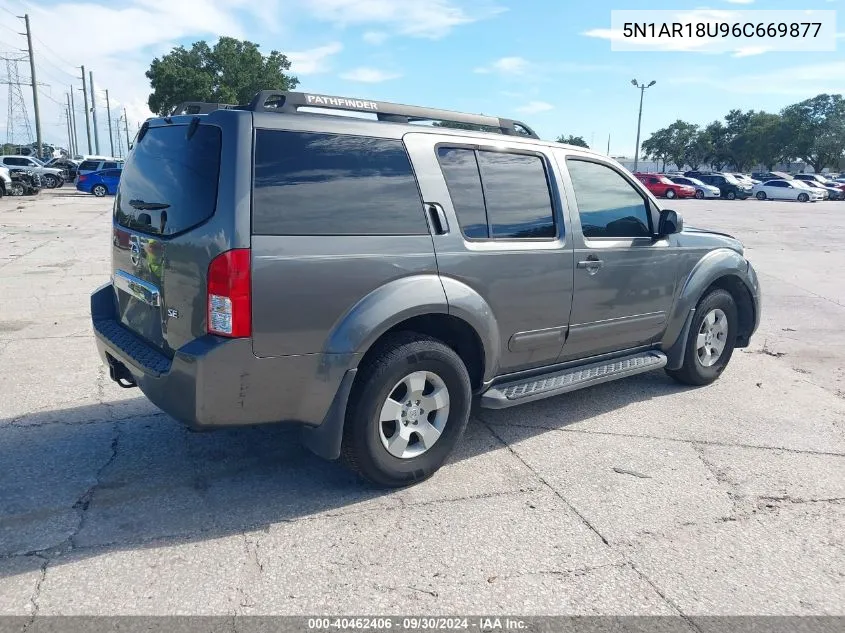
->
[[0, 190, 843, 617]]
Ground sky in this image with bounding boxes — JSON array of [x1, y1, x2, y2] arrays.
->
[[0, 0, 842, 157]]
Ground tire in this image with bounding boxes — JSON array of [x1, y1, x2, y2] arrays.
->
[[41, 174, 59, 189], [92, 184, 108, 197], [665, 288, 738, 387], [10, 182, 24, 196], [695, 190, 704, 199], [341, 332, 472, 487], [665, 189, 676, 199], [756, 191, 766, 200], [798, 193, 809, 202], [726, 191, 736, 200]]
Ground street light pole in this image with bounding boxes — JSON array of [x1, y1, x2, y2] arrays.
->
[[631, 79, 656, 172]]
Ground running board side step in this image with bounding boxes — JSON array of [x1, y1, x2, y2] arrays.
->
[[480, 351, 667, 409]]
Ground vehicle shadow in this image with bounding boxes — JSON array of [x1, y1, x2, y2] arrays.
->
[[0, 370, 690, 576]]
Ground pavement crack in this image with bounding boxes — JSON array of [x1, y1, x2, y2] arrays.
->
[[22, 555, 48, 631]]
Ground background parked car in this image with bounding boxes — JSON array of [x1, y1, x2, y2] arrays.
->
[[634, 172, 696, 199], [7, 169, 41, 196], [76, 159, 123, 181], [695, 173, 753, 200], [668, 175, 721, 199], [753, 179, 823, 202], [76, 168, 122, 197], [796, 180, 833, 200], [0, 166, 10, 197], [43, 157, 79, 183], [732, 173, 760, 186], [752, 171, 792, 182], [0, 155, 63, 188]]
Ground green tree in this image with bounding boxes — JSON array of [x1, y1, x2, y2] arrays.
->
[[640, 127, 671, 171], [745, 112, 786, 170], [683, 131, 712, 170], [781, 94, 845, 173], [146, 37, 299, 116], [555, 134, 589, 148], [702, 121, 731, 170]]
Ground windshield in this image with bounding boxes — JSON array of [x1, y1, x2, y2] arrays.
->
[[792, 180, 811, 189], [723, 174, 740, 184], [658, 176, 674, 185], [687, 177, 706, 186]]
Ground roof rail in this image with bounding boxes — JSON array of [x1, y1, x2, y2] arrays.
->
[[170, 101, 237, 116], [169, 91, 540, 139]]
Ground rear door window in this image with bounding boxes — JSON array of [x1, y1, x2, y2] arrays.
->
[[103, 162, 118, 169], [252, 130, 427, 235], [436, 147, 489, 238], [114, 124, 221, 236], [79, 160, 99, 171]]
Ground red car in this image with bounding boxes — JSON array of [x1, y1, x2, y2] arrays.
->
[[634, 172, 696, 199]]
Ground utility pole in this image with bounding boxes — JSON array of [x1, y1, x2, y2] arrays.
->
[[22, 14, 43, 159], [67, 92, 78, 156], [80, 66, 92, 154], [123, 107, 130, 151], [104, 89, 114, 156], [114, 117, 123, 158], [64, 106, 73, 155], [631, 79, 656, 173], [89, 71, 100, 154]]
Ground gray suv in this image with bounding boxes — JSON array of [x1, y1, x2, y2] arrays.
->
[[91, 91, 761, 487]]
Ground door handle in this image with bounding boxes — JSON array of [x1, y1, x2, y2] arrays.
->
[[577, 258, 604, 270], [426, 203, 449, 235]]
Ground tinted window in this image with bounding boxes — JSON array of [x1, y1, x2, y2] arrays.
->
[[4, 157, 28, 166], [102, 170, 121, 177], [115, 124, 221, 236], [769, 181, 787, 188], [103, 162, 117, 169], [253, 130, 426, 235], [476, 151, 555, 239], [437, 147, 488, 238], [79, 160, 99, 171], [675, 178, 691, 185], [566, 159, 651, 239]]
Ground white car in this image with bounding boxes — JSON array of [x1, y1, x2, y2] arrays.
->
[[0, 166, 11, 196], [668, 175, 721, 199], [0, 155, 64, 189], [733, 173, 760, 186], [752, 179, 823, 202]]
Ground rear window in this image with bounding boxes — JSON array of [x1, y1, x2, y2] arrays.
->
[[115, 124, 221, 236], [252, 130, 427, 235], [79, 161, 99, 171]]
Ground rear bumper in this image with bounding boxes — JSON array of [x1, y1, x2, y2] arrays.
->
[[91, 283, 357, 430]]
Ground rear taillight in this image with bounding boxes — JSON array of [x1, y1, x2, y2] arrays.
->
[[78, 174, 87, 182], [207, 249, 251, 338]]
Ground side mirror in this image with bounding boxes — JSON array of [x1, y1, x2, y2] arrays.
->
[[658, 209, 683, 237]]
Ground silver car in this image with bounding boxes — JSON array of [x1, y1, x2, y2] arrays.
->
[[669, 175, 721, 199]]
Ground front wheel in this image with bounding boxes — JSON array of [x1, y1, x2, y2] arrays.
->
[[756, 191, 766, 200], [665, 189, 676, 199], [665, 289, 738, 386], [726, 191, 736, 200], [41, 174, 59, 188], [92, 184, 108, 197], [341, 333, 472, 487], [798, 193, 809, 202], [10, 182, 24, 196]]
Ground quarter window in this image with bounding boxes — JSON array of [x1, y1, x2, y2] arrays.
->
[[566, 159, 652, 239], [253, 130, 427, 236]]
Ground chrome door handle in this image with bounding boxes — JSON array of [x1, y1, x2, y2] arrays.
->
[[577, 259, 604, 269]]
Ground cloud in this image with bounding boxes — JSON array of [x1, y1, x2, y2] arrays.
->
[[515, 101, 554, 114], [669, 61, 845, 96], [339, 67, 402, 83], [301, 0, 505, 39], [288, 42, 343, 74], [725, 0, 754, 4], [362, 31, 389, 45], [582, 28, 711, 52], [733, 46, 769, 57], [474, 56, 531, 75]]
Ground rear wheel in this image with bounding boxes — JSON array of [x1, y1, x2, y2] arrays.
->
[[798, 193, 809, 202], [341, 333, 472, 487], [92, 184, 108, 197], [756, 191, 767, 200], [695, 189, 704, 199], [726, 191, 736, 200], [665, 289, 738, 386], [665, 189, 676, 199]]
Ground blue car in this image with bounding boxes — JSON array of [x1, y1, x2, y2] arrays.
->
[[76, 168, 121, 197]]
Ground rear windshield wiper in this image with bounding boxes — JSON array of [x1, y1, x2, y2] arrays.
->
[[129, 199, 170, 211]]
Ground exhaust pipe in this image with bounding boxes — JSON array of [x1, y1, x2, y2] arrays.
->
[[107, 355, 137, 388]]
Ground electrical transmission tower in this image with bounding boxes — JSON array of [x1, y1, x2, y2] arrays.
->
[[1, 56, 33, 148]]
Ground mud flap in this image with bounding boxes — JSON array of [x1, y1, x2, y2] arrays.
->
[[664, 308, 695, 371], [300, 368, 357, 461]]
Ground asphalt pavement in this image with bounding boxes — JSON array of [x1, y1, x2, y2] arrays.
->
[[0, 190, 842, 618]]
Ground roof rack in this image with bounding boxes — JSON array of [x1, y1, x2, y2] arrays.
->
[[170, 102, 237, 115], [171, 91, 540, 139]]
